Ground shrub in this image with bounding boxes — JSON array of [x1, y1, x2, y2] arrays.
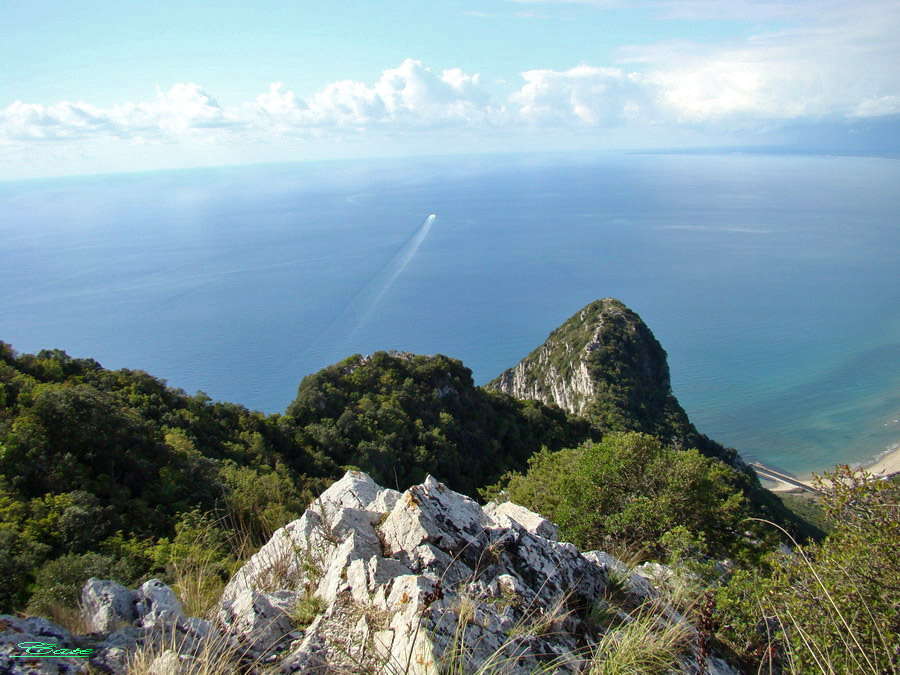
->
[[498, 432, 752, 559], [717, 465, 900, 673], [26, 551, 134, 616]]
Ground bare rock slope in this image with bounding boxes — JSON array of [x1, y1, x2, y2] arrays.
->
[[0, 471, 738, 674]]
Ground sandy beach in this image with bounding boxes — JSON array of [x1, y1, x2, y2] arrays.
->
[[761, 442, 900, 492], [858, 442, 900, 478]]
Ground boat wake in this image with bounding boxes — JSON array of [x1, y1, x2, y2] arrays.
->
[[295, 213, 438, 365]]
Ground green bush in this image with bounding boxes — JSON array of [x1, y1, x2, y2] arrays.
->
[[26, 552, 136, 616], [287, 351, 589, 496], [497, 432, 753, 560]]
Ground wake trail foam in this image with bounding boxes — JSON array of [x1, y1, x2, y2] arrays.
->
[[351, 213, 436, 332], [292, 213, 438, 366], [368, 213, 435, 310]]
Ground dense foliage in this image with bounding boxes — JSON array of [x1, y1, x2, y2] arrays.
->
[[491, 436, 898, 672], [489, 432, 764, 562], [0, 343, 329, 612], [286, 351, 591, 497]]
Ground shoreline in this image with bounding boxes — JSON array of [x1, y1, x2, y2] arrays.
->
[[859, 441, 900, 478], [760, 442, 900, 493]]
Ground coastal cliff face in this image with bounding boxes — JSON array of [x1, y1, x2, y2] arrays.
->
[[489, 299, 645, 415], [487, 298, 695, 443]]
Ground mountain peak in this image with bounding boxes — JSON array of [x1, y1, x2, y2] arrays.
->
[[487, 298, 693, 443]]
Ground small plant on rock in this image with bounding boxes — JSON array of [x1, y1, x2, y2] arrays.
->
[[290, 593, 325, 630]]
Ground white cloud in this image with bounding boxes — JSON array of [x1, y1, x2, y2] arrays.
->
[[149, 83, 236, 131], [512, 65, 652, 125], [2, 100, 115, 140], [1, 83, 241, 143], [852, 95, 900, 118], [244, 59, 502, 131], [501, 1, 900, 126], [624, 3, 900, 122], [0, 61, 501, 150]]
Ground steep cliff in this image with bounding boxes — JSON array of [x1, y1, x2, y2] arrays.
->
[[489, 299, 687, 436]]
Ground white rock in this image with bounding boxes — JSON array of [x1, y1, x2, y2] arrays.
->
[[220, 509, 331, 605], [135, 580, 184, 629], [317, 530, 381, 604], [221, 471, 393, 607], [82, 578, 137, 632], [367, 556, 411, 592], [381, 475, 490, 555], [370, 487, 402, 513], [148, 649, 180, 675], [310, 470, 403, 526], [14, 471, 738, 674], [485, 501, 559, 540], [217, 588, 297, 657]]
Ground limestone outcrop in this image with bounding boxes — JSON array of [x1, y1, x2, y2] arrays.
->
[[488, 298, 675, 419], [0, 471, 739, 674]]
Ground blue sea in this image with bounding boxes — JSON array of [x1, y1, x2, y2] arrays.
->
[[2, 152, 898, 477]]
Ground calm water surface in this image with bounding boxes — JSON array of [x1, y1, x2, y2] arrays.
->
[[2, 153, 898, 476]]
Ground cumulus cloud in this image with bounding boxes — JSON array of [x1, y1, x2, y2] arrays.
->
[[626, 3, 900, 123], [249, 59, 501, 129], [505, 1, 900, 126], [0, 60, 503, 149], [512, 65, 652, 125], [150, 83, 236, 131], [1, 83, 241, 142], [2, 100, 115, 140]]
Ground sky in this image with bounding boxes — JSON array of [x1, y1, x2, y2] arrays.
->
[[2, 0, 900, 179]]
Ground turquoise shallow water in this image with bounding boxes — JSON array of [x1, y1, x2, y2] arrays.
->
[[1, 152, 898, 476]]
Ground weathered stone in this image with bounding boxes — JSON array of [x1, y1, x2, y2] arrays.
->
[[147, 649, 180, 675], [485, 500, 559, 540], [217, 588, 297, 657], [90, 645, 130, 674], [135, 580, 184, 630], [381, 475, 490, 556], [81, 578, 137, 632], [370, 487, 402, 513], [582, 550, 628, 575], [6, 470, 743, 674], [0, 615, 85, 674], [220, 470, 397, 607], [98, 625, 143, 649], [314, 470, 383, 514]]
